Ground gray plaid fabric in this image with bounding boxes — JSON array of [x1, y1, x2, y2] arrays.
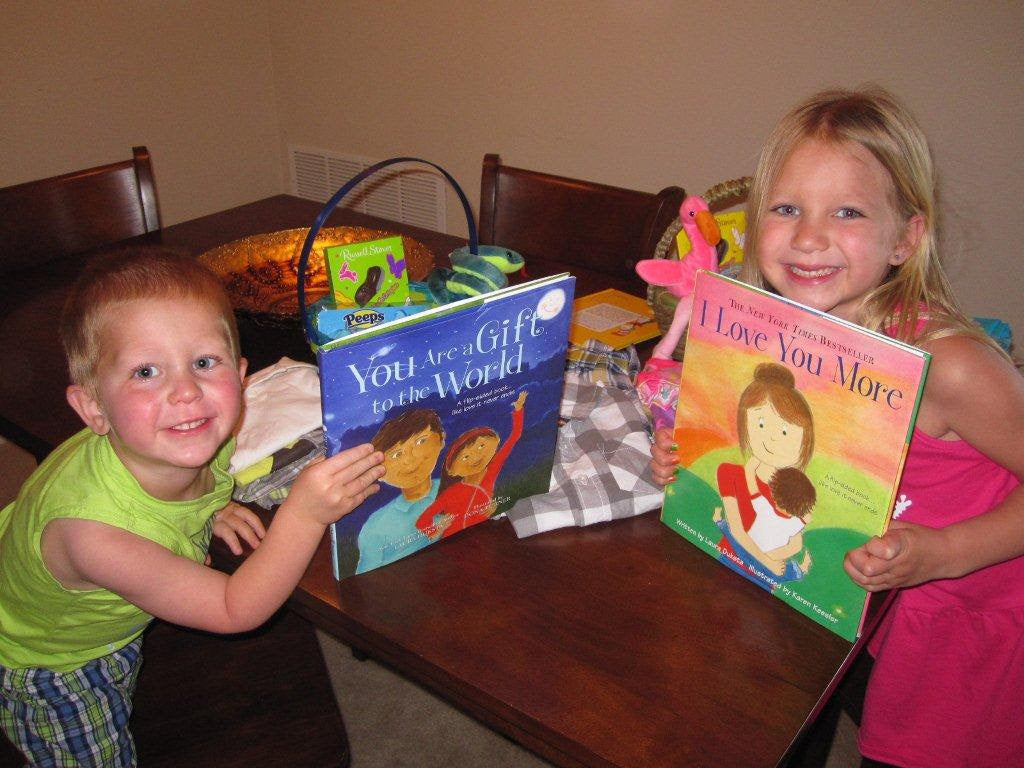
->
[[505, 374, 662, 538]]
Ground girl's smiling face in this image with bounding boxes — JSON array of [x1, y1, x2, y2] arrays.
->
[[756, 137, 922, 323]]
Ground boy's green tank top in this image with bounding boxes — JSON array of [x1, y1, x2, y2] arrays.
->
[[0, 429, 234, 671]]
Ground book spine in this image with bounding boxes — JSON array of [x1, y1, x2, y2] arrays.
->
[[330, 523, 340, 581]]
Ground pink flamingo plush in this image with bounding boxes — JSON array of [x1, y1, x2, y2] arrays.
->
[[635, 195, 725, 360]]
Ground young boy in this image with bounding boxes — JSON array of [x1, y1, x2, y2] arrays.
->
[[0, 247, 385, 766]]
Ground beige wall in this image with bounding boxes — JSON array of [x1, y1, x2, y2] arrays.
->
[[3, 1, 1021, 339], [0, 0, 282, 226]]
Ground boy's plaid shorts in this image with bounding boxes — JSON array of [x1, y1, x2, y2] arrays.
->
[[0, 637, 142, 767]]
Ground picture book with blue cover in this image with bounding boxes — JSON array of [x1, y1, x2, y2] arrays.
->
[[318, 273, 575, 580]]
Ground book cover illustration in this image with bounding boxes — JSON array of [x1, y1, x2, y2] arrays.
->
[[319, 274, 576, 580], [676, 210, 746, 271], [569, 288, 660, 349], [325, 235, 410, 307], [662, 271, 929, 641]]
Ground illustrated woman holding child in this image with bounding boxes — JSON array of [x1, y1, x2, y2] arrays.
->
[[650, 88, 1024, 768], [715, 362, 815, 586]]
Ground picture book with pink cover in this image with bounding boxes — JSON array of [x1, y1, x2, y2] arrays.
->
[[662, 271, 930, 640]]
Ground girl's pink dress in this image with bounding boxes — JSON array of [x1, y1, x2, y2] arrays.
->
[[858, 427, 1023, 768]]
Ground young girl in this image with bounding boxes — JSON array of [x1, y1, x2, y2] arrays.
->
[[649, 87, 1024, 768]]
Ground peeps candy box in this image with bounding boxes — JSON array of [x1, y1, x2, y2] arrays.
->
[[324, 236, 410, 307], [313, 301, 433, 344]]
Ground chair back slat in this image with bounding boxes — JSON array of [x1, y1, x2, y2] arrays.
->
[[479, 154, 684, 293], [0, 146, 160, 272]]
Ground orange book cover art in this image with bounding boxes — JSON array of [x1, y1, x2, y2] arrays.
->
[[568, 288, 659, 349], [662, 272, 930, 641]]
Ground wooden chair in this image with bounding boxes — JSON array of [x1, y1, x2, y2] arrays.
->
[[0, 147, 161, 461], [0, 146, 161, 274], [478, 153, 685, 295]]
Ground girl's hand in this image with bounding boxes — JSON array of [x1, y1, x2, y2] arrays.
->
[[213, 501, 267, 556], [284, 444, 385, 528], [844, 520, 948, 591], [649, 427, 679, 486]]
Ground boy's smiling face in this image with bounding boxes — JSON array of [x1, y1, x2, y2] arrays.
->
[[67, 296, 246, 500]]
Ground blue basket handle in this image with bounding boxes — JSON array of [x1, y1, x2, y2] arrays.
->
[[297, 157, 478, 343]]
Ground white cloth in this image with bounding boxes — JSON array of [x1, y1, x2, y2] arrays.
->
[[230, 358, 322, 473], [748, 494, 804, 551]]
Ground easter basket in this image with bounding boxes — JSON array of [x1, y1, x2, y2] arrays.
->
[[296, 157, 480, 346], [647, 176, 752, 360]]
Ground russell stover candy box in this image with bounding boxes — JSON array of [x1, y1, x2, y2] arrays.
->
[[325, 236, 411, 307]]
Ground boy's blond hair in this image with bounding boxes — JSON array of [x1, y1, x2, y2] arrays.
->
[[740, 86, 1005, 356], [59, 246, 240, 390]]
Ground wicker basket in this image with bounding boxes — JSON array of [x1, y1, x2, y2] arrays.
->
[[646, 176, 753, 361], [198, 226, 435, 319]]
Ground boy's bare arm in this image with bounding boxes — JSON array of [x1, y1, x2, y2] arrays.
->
[[41, 444, 384, 633]]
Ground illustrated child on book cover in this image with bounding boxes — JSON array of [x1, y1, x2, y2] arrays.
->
[[715, 466, 815, 585], [714, 363, 816, 590], [416, 390, 527, 540], [355, 408, 445, 574]]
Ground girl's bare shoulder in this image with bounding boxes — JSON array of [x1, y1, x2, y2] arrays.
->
[[919, 334, 1020, 400], [916, 334, 1024, 469]]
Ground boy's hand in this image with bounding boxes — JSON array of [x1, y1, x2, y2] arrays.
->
[[284, 444, 385, 527], [213, 501, 267, 555], [844, 520, 948, 591], [649, 427, 679, 487]]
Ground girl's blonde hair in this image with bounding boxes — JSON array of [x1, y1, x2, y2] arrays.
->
[[740, 86, 1004, 355]]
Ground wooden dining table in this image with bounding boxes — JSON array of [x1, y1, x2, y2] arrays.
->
[[0, 194, 882, 768]]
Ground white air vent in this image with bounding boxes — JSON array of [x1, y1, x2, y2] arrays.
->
[[290, 147, 446, 231]]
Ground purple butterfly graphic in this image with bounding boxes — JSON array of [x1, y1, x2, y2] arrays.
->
[[386, 251, 407, 279], [337, 261, 358, 283]]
